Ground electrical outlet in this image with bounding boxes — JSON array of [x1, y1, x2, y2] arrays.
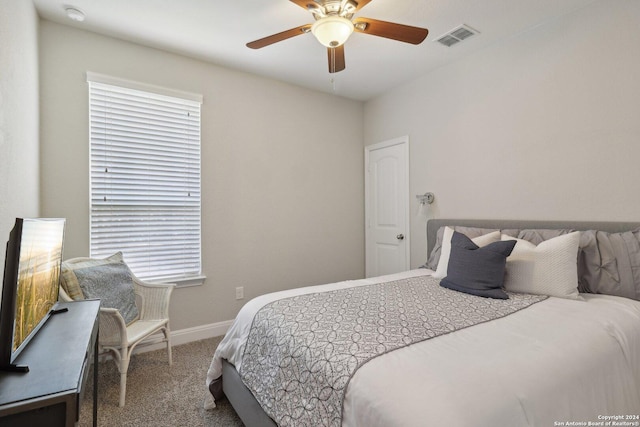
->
[[235, 286, 244, 300]]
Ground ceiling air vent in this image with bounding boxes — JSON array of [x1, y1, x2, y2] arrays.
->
[[435, 24, 478, 47]]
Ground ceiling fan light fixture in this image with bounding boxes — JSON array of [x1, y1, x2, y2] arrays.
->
[[311, 16, 354, 48]]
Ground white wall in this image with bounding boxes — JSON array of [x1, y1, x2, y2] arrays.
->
[[39, 21, 364, 330], [364, 0, 640, 268], [0, 0, 40, 265]]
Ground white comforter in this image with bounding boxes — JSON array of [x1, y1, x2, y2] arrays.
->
[[206, 269, 640, 426]]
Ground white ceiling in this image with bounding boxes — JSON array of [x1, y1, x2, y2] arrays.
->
[[33, 0, 596, 101]]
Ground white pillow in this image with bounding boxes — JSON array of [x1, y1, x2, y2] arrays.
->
[[501, 232, 581, 299], [433, 227, 501, 279]]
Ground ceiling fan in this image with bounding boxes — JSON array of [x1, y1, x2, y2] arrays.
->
[[246, 0, 429, 73]]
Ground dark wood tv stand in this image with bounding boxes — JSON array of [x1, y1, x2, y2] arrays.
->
[[0, 300, 100, 427]]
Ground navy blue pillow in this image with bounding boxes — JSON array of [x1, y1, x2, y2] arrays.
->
[[440, 231, 516, 299]]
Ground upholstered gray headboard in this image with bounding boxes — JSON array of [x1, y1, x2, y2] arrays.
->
[[427, 219, 640, 258]]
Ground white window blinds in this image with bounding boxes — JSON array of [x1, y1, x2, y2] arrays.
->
[[88, 75, 202, 283]]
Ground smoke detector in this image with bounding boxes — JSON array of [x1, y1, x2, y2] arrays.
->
[[64, 6, 86, 22]]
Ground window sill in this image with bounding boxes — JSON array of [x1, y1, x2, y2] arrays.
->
[[156, 275, 206, 288]]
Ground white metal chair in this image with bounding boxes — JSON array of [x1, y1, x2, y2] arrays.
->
[[59, 257, 174, 407]]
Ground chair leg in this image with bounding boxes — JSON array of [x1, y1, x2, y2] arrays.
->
[[119, 370, 128, 407], [163, 326, 172, 366], [117, 349, 130, 407]]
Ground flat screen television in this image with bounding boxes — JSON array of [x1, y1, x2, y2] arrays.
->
[[0, 218, 66, 372]]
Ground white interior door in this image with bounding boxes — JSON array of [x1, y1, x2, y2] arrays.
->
[[365, 137, 409, 278]]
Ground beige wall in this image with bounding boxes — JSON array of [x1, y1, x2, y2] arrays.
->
[[0, 0, 41, 266], [39, 21, 364, 329], [364, 0, 640, 268]]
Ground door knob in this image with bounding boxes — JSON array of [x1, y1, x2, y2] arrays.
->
[[397, 234, 404, 240]]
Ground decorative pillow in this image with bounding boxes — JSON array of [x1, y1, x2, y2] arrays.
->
[[517, 228, 575, 246], [426, 226, 499, 270], [502, 232, 581, 300], [61, 252, 122, 300], [61, 252, 139, 324], [433, 227, 501, 279], [578, 229, 640, 300], [440, 231, 516, 299]]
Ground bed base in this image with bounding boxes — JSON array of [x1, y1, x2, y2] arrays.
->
[[222, 359, 277, 427]]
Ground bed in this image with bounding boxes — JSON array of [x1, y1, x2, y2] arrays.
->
[[205, 219, 640, 426]]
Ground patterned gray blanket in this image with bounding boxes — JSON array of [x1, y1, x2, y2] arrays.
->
[[239, 274, 547, 427]]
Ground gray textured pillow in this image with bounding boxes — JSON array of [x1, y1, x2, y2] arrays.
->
[[578, 229, 640, 300], [440, 231, 517, 299], [65, 252, 139, 324]]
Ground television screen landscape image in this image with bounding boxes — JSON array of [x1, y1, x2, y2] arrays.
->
[[12, 219, 65, 353], [0, 218, 66, 371]]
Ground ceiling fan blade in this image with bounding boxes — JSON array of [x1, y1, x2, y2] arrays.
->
[[246, 24, 312, 49], [353, 17, 428, 44], [353, 0, 373, 11], [327, 45, 346, 73]]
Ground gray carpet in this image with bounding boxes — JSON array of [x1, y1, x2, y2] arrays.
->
[[78, 336, 244, 426]]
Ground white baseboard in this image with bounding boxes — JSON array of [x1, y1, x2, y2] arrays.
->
[[132, 319, 234, 355], [170, 319, 234, 346]]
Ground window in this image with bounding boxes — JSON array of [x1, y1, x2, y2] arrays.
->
[[87, 73, 203, 285]]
